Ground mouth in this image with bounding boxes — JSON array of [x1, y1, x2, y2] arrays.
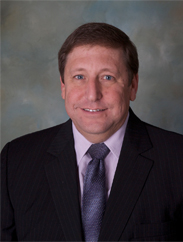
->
[[83, 108, 106, 112]]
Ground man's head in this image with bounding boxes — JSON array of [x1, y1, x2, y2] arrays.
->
[[59, 23, 139, 143], [58, 22, 139, 84]]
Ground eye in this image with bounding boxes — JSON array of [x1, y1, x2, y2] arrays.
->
[[103, 75, 113, 80], [74, 75, 84, 80]]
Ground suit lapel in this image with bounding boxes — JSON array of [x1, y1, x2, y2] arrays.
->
[[99, 109, 154, 241], [45, 120, 83, 241]]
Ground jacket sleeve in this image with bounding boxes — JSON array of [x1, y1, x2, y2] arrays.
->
[[1, 143, 18, 241]]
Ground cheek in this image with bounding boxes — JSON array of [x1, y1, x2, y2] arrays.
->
[[108, 89, 125, 105], [65, 87, 83, 105], [107, 89, 130, 113]]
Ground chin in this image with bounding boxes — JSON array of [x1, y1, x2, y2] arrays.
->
[[82, 124, 109, 135]]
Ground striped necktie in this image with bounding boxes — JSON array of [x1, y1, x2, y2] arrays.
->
[[82, 143, 110, 242]]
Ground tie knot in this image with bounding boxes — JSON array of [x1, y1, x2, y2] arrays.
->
[[87, 143, 110, 160]]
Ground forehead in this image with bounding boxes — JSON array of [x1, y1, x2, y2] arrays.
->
[[65, 45, 126, 68], [69, 44, 122, 56]]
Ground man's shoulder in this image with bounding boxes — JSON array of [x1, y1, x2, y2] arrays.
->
[[2, 119, 72, 153], [145, 121, 183, 138], [144, 121, 183, 149], [129, 108, 183, 143]]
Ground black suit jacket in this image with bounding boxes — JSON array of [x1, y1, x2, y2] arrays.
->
[[1, 109, 183, 241]]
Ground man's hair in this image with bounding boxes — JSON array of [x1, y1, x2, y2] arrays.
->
[[58, 22, 139, 84]]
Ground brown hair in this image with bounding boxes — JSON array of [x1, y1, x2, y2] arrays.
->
[[58, 22, 139, 83]]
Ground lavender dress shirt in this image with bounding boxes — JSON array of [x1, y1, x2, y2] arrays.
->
[[72, 113, 129, 204]]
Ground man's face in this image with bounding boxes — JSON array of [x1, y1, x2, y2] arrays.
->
[[61, 45, 138, 143]]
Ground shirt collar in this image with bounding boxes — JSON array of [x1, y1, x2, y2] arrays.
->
[[72, 112, 129, 165], [72, 123, 92, 165], [104, 112, 129, 159]]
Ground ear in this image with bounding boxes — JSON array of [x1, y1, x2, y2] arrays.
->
[[60, 76, 65, 100], [130, 74, 138, 101]]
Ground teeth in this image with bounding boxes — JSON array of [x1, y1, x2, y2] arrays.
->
[[84, 108, 104, 112]]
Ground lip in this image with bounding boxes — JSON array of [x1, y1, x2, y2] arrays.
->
[[83, 108, 106, 112]]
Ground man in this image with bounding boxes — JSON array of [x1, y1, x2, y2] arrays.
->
[[1, 23, 183, 241]]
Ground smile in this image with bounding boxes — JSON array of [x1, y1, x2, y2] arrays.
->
[[83, 108, 106, 112]]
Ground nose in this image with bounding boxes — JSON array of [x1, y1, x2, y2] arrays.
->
[[86, 78, 102, 102]]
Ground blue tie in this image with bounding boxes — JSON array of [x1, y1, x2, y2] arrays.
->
[[82, 143, 110, 242]]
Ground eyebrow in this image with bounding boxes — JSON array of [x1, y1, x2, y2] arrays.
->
[[70, 68, 86, 73], [70, 68, 118, 73], [99, 68, 120, 78], [99, 68, 117, 73]]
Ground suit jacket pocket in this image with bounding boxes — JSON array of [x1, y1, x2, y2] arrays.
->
[[132, 221, 177, 241]]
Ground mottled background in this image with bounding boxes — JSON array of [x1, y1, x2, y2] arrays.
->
[[1, 0, 183, 149]]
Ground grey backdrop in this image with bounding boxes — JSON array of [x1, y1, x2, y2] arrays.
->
[[1, 0, 183, 150]]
